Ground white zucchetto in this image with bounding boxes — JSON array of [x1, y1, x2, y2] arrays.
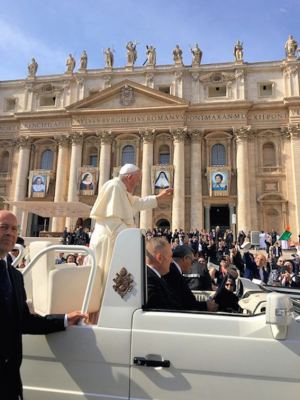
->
[[119, 164, 140, 174]]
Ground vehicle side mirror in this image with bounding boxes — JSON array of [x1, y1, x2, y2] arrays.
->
[[266, 292, 294, 340]]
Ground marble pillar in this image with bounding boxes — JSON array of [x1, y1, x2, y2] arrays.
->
[[172, 127, 187, 230], [235, 127, 253, 234], [52, 134, 70, 232], [204, 203, 211, 232], [97, 130, 113, 189], [289, 127, 300, 233], [190, 130, 204, 230], [13, 136, 33, 221], [65, 132, 84, 230], [139, 128, 155, 230]]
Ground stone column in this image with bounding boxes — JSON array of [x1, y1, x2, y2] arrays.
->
[[190, 130, 204, 230], [171, 127, 187, 230], [191, 73, 200, 103], [204, 203, 211, 232], [13, 136, 33, 221], [234, 126, 254, 234], [52, 134, 70, 232], [235, 69, 246, 100], [229, 203, 236, 240], [283, 65, 299, 97], [65, 132, 84, 230], [97, 130, 114, 189], [139, 128, 155, 230], [288, 126, 300, 233]]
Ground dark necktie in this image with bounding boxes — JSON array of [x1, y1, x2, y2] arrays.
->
[[0, 259, 14, 317]]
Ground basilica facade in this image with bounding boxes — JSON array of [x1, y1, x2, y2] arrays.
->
[[0, 42, 300, 240]]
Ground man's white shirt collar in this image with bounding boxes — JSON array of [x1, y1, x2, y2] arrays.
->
[[147, 265, 161, 278], [173, 260, 182, 274]]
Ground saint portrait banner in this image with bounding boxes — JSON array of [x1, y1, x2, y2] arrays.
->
[[77, 167, 99, 195], [207, 166, 231, 197], [28, 170, 51, 198], [151, 165, 174, 194]]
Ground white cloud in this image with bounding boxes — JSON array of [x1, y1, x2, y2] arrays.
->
[[0, 19, 66, 75], [280, 8, 287, 12]]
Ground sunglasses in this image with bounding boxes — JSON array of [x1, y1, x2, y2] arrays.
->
[[225, 283, 234, 287]]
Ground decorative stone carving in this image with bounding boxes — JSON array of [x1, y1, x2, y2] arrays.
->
[[281, 125, 300, 139], [126, 41, 139, 66], [16, 136, 33, 149], [79, 51, 88, 69], [28, 58, 38, 77], [190, 44, 202, 65], [171, 127, 187, 142], [113, 267, 133, 298], [285, 35, 298, 58], [139, 128, 156, 143], [234, 126, 256, 141], [283, 65, 298, 77], [66, 54, 76, 73], [146, 73, 154, 87], [172, 45, 183, 64], [54, 134, 70, 147], [157, 203, 171, 211], [235, 69, 245, 82], [190, 129, 205, 142], [102, 47, 114, 68], [76, 78, 84, 87], [96, 130, 114, 144], [104, 76, 112, 88], [70, 131, 84, 145], [120, 85, 135, 106], [233, 40, 243, 61], [200, 71, 236, 85], [156, 133, 171, 142], [175, 71, 182, 83], [192, 72, 200, 82], [146, 45, 156, 66]]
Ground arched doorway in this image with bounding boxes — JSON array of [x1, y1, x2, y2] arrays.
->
[[156, 219, 170, 230]]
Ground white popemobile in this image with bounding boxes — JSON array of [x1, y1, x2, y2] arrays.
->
[[19, 229, 300, 400]]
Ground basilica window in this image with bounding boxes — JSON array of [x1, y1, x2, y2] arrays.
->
[[122, 145, 135, 165], [158, 86, 171, 94], [41, 149, 53, 170], [89, 146, 98, 167], [208, 85, 226, 98], [159, 145, 170, 164], [211, 144, 226, 166], [262, 143, 276, 167], [40, 96, 56, 107], [0, 151, 9, 173], [259, 83, 274, 98], [4, 98, 16, 111]]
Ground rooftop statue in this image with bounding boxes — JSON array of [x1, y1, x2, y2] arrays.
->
[[66, 54, 76, 73], [285, 35, 298, 58], [233, 40, 243, 61], [102, 47, 114, 68], [28, 58, 38, 76], [146, 45, 156, 66], [172, 45, 183, 63], [80, 51, 88, 69], [126, 41, 139, 66], [190, 44, 202, 65]]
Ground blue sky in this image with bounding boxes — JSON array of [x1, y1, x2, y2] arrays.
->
[[0, 0, 299, 80]]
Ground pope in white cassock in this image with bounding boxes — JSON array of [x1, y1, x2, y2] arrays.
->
[[89, 163, 173, 309]]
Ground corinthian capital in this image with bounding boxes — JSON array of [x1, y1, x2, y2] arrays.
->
[[189, 129, 205, 142], [96, 130, 114, 144], [234, 125, 256, 141], [281, 124, 300, 140], [70, 131, 85, 145], [170, 127, 188, 142], [139, 128, 156, 143], [16, 135, 33, 149], [54, 134, 70, 147]]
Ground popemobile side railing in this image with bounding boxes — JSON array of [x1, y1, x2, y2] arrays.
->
[[21, 245, 97, 325], [11, 244, 25, 267]]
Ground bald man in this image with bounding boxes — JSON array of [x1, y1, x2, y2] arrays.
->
[[0, 210, 87, 399], [243, 249, 269, 283]]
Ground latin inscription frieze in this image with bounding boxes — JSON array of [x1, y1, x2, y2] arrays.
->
[[21, 121, 72, 130]]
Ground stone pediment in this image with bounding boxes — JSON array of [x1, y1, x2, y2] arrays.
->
[[66, 80, 189, 113]]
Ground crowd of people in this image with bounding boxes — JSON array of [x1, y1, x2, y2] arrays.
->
[[61, 226, 93, 246]]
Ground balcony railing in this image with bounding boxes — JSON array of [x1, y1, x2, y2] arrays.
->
[[258, 166, 284, 174]]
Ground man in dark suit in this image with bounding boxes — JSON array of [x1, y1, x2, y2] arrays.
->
[[243, 249, 269, 283], [183, 251, 213, 291], [163, 246, 218, 312], [0, 211, 88, 399], [272, 242, 282, 264], [144, 237, 182, 310]]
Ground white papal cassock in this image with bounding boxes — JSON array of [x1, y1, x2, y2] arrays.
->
[[89, 177, 157, 307]]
